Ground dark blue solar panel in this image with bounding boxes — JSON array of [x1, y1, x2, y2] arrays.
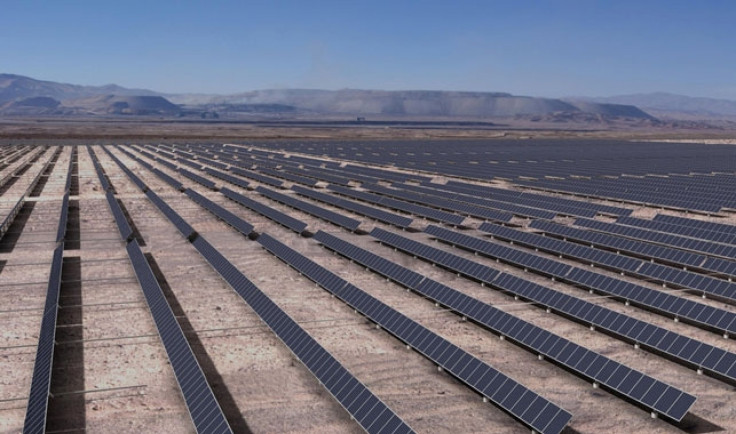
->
[[191, 236, 414, 434], [126, 240, 232, 433], [313, 230, 694, 421], [23, 246, 64, 434], [185, 189, 253, 236], [256, 186, 361, 231], [179, 167, 217, 190], [221, 187, 307, 233], [145, 189, 197, 239], [205, 167, 250, 189], [106, 191, 134, 242], [292, 185, 413, 228], [258, 232, 571, 433], [370, 227, 736, 389], [328, 184, 466, 225]]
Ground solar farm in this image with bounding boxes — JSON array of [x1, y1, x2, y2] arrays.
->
[[2, 139, 736, 434]]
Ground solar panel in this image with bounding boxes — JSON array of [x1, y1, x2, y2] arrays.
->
[[177, 158, 203, 170], [185, 189, 253, 236], [366, 183, 520, 221], [179, 168, 217, 190], [126, 240, 232, 434], [282, 166, 352, 186], [156, 157, 179, 170], [145, 189, 197, 240], [257, 232, 572, 434], [101, 146, 149, 191], [23, 245, 64, 434], [205, 167, 250, 189], [106, 191, 134, 242], [529, 219, 710, 271], [90, 148, 112, 192], [370, 227, 736, 387], [196, 156, 229, 170], [618, 216, 736, 246], [291, 185, 413, 228], [56, 193, 70, 243], [260, 168, 319, 186], [220, 187, 307, 233], [575, 218, 736, 260], [437, 180, 628, 217], [191, 236, 414, 434], [151, 167, 184, 191], [328, 184, 465, 225], [0, 197, 24, 240], [256, 186, 361, 231], [313, 230, 696, 421], [449, 223, 736, 338], [654, 214, 736, 236], [230, 167, 284, 188]]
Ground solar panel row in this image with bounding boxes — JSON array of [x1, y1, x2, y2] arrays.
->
[[516, 177, 723, 214], [256, 186, 361, 231], [575, 218, 736, 260], [192, 236, 414, 434], [364, 183, 515, 222], [108, 152, 413, 433], [282, 166, 352, 186], [196, 156, 229, 170], [179, 167, 217, 190], [102, 147, 149, 192], [442, 223, 736, 337], [126, 240, 233, 434], [230, 167, 284, 188], [389, 182, 556, 220], [184, 189, 253, 237], [654, 214, 736, 236], [529, 220, 736, 278], [260, 168, 319, 187], [438, 181, 630, 217], [94, 146, 236, 434], [156, 156, 179, 171], [617, 216, 736, 246], [370, 228, 736, 386], [328, 184, 465, 225], [145, 189, 198, 240], [204, 167, 250, 189], [23, 245, 64, 434], [343, 164, 430, 183], [291, 185, 413, 228], [106, 191, 134, 242], [257, 232, 572, 434], [312, 231, 696, 421], [90, 149, 111, 192], [0, 147, 57, 239], [177, 157, 203, 170], [24, 150, 78, 432], [221, 187, 308, 234]]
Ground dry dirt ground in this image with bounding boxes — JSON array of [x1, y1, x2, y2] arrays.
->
[[1, 137, 736, 434], [2, 118, 736, 141]]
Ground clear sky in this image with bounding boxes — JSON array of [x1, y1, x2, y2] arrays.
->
[[2, 0, 734, 98]]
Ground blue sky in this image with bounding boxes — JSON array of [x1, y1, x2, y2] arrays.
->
[[2, 0, 734, 98]]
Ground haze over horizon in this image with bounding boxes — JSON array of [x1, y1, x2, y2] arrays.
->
[[2, 0, 735, 99]]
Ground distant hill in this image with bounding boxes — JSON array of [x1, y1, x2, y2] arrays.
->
[[65, 95, 181, 115], [180, 88, 654, 119], [0, 72, 657, 121], [0, 73, 159, 103], [577, 92, 736, 119]]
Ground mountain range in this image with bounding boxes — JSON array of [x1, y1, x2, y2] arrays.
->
[[1, 73, 735, 124]]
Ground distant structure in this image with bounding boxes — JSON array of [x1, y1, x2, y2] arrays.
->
[[356, 117, 366, 122]]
